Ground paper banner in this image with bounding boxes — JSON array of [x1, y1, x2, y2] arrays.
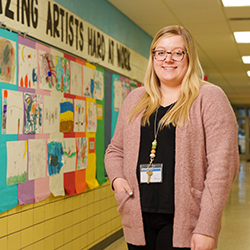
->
[[64, 172, 76, 196], [18, 180, 35, 205], [34, 177, 50, 203], [75, 169, 86, 194]]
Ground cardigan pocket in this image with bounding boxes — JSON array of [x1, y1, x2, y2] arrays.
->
[[115, 190, 133, 228], [190, 187, 203, 229]]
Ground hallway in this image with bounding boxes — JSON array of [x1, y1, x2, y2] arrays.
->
[[104, 161, 250, 250]]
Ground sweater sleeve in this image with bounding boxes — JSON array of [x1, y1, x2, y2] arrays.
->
[[193, 85, 239, 237]]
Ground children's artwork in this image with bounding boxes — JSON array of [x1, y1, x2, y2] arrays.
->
[[63, 138, 77, 173], [76, 137, 88, 170], [97, 104, 103, 120], [93, 70, 104, 100], [130, 81, 138, 91], [74, 99, 86, 132], [0, 37, 16, 84], [28, 139, 46, 180], [43, 96, 60, 134], [54, 55, 70, 93], [2, 89, 23, 134], [24, 93, 43, 134], [7, 140, 27, 185], [87, 102, 97, 132], [70, 61, 82, 96], [122, 79, 130, 100], [83, 65, 94, 97], [60, 98, 74, 133], [47, 139, 64, 176], [19, 44, 38, 89], [38, 50, 56, 90], [114, 78, 123, 111]]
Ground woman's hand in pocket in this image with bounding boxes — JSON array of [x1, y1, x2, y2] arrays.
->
[[113, 178, 133, 196]]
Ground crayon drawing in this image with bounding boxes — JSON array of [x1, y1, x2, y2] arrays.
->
[[54, 55, 70, 93], [38, 50, 56, 90], [83, 65, 93, 97], [74, 99, 85, 132], [60, 98, 74, 133], [43, 96, 60, 134], [19, 44, 38, 89], [63, 138, 77, 173], [87, 102, 97, 132], [76, 137, 88, 170], [93, 70, 104, 100], [47, 139, 64, 176], [24, 93, 43, 134], [28, 139, 46, 180], [2, 89, 23, 134], [0, 37, 16, 84], [7, 140, 27, 185], [70, 61, 82, 96]]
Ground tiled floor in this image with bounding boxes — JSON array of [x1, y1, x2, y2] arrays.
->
[[104, 161, 250, 250]]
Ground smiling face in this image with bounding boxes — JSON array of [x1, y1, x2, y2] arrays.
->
[[153, 35, 188, 88]]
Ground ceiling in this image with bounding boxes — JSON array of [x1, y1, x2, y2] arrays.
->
[[108, 0, 250, 105]]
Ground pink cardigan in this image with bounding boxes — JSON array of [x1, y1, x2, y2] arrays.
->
[[105, 83, 239, 248]]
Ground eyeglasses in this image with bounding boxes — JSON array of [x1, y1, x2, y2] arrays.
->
[[152, 49, 187, 62]]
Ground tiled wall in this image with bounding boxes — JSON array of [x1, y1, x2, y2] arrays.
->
[[0, 180, 122, 250]]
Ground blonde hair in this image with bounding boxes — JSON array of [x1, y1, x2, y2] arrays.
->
[[128, 25, 204, 128]]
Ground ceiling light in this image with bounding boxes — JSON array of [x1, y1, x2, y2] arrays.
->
[[242, 56, 250, 64], [247, 71, 250, 77], [234, 32, 250, 43], [222, 0, 250, 6]]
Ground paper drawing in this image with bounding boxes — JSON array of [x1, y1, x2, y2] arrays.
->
[[122, 79, 130, 100], [97, 104, 103, 120], [114, 79, 123, 111], [7, 140, 27, 185], [63, 138, 77, 173], [60, 98, 74, 133], [24, 93, 43, 134], [47, 139, 64, 176], [54, 55, 70, 93], [0, 37, 16, 84], [2, 89, 23, 134], [74, 99, 85, 132], [19, 44, 38, 89], [70, 61, 82, 96], [28, 139, 46, 180], [76, 137, 88, 170], [93, 70, 104, 100], [130, 81, 137, 91], [43, 95, 60, 134], [87, 102, 97, 133], [38, 50, 56, 90], [83, 65, 93, 97]]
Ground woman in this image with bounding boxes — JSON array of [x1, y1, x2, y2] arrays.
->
[[105, 25, 239, 250]]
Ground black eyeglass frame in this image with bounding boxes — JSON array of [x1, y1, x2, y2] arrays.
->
[[152, 50, 188, 62]]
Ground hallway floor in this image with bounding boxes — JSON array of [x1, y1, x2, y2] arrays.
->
[[104, 161, 250, 250]]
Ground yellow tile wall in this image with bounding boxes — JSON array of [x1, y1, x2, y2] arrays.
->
[[0, 179, 122, 250]]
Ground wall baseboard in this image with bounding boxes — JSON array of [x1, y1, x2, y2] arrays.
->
[[88, 229, 124, 250]]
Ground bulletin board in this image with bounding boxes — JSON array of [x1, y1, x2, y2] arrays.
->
[[0, 28, 142, 213]]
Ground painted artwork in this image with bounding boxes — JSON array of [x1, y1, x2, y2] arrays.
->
[[74, 99, 86, 132], [43, 96, 60, 134], [2, 89, 23, 134], [70, 61, 82, 96], [47, 139, 64, 176], [87, 102, 97, 132], [76, 137, 88, 170], [83, 65, 93, 97], [93, 70, 104, 100], [7, 140, 27, 185], [54, 55, 70, 93], [0, 37, 16, 84], [60, 98, 74, 133], [24, 93, 43, 134], [28, 139, 46, 180], [19, 44, 38, 89], [63, 138, 77, 173], [114, 78, 123, 111], [38, 50, 56, 90]]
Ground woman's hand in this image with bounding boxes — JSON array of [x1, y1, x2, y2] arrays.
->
[[191, 234, 215, 250], [113, 178, 133, 196]]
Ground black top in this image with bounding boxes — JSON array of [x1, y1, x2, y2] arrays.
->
[[137, 104, 176, 213]]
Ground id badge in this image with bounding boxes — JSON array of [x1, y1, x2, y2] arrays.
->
[[140, 163, 163, 183]]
